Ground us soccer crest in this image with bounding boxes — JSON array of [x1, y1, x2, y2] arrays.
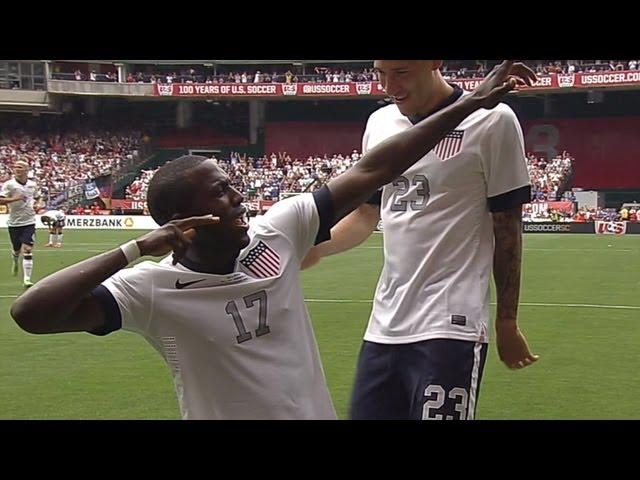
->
[[156, 84, 174, 96], [558, 75, 575, 88], [356, 82, 372, 95], [282, 84, 298, 96], [434, 130, 465, 161]]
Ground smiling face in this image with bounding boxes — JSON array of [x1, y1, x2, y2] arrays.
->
[[373, 60, 444, 116], [182, 160, 251, 251], [147, 157, 251, 252]]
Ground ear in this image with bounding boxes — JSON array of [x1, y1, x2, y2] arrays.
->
[[431, 60, 444, 71]]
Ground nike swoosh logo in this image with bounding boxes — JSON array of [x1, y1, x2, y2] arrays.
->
[[175, 278, 206, 289]]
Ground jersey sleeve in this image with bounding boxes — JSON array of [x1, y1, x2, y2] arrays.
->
[[361, 115, 371, 155], [88, 262, 154, 336], [480, 107, 532, 212], [258, 186, 334, 261], [0, 181, 12, 198]]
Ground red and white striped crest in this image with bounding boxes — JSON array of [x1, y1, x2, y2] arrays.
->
[[434, 130, 464, 160]]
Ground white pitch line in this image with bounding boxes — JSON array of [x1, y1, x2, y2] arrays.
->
[[304, 299, 640, 310], [0, 294, 637, 311], [0, 243, 121, 247], [1, 249, 106, 253], [519, 302, 640, 310], [524, 248, 637, 252], [353, 246, 638, 252]]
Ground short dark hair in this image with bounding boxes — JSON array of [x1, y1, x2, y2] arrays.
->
[[147, 155, 208, 225]]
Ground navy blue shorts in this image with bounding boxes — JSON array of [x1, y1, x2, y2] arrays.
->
[[8, 224, 36, 252], [350, 338, 488, 420]]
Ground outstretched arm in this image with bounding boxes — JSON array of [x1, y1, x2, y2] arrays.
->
[[325, 61, 536, 221], [10, 215, 219, 335]]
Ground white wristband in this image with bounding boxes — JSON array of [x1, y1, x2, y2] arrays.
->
[[119, 240, 141, 264]]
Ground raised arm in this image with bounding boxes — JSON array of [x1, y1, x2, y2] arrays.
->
[[10, 215, 218, 335], [325, 61, 536, 220]]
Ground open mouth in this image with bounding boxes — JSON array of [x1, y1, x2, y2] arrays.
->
[[231, 207, 249, 229]]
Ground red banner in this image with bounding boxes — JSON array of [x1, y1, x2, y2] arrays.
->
[[451, 70, 640, 91], [450, 75, 557, 91], [524, 201, 575, 215], [111, 199, 147, 210], [154, 82, 386, 97], [259, 200, 275, 211], [248, 200, 276, 213], [153, 71, 640, 98], [577, 71, 640, 87]]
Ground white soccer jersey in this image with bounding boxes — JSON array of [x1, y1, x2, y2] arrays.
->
[[42, 210, 65, 223], [0, 178, 40, 227], [98, 193, 336, 420], [362, 90, 530, 345]]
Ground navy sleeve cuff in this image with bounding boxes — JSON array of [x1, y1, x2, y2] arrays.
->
[[488, 185, 531, 213], [312, 185, 335, 245], [88, 285, 122, 336], [365, 189, 382, 206]]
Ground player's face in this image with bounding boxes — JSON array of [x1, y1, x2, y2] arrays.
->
[[184, 160, 250, 250], [374, 60, 442, 116], [13, 163, 29, 182]]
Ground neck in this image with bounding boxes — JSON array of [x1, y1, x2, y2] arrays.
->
[[182, 241, 241, 275], [415, 75, 455, 117]]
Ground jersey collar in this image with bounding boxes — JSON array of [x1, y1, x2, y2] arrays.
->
[[406, 83, 464, 125], [174, 258, 249, 285]]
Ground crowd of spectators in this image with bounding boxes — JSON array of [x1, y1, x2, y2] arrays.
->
[[125, 150, 361, 203], [49, 60, 640, 86], [125, 149, 576, 207], [52, 66, 380, 85], [0, 129, 141, 203], [442, 60, 640, 79], [527, 151, 574, 201]]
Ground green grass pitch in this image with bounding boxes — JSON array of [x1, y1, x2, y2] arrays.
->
[[0, 230, 638, 419]]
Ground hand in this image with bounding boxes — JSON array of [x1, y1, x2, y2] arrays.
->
[[495, 322, 539, 370], [135, 214, 220, 264], [470, 60, 537, 109]]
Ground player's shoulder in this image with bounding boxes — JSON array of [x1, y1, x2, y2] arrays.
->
[[478, 102, 518, 125], [0, 178, 16, 195], [489, 102, 518, 120], [368, 103, 402, 122], [461, 101, 519, 135], [248, 193, 321, 249], [117, 259, 170, 280], [254, 194, 315, 230]]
